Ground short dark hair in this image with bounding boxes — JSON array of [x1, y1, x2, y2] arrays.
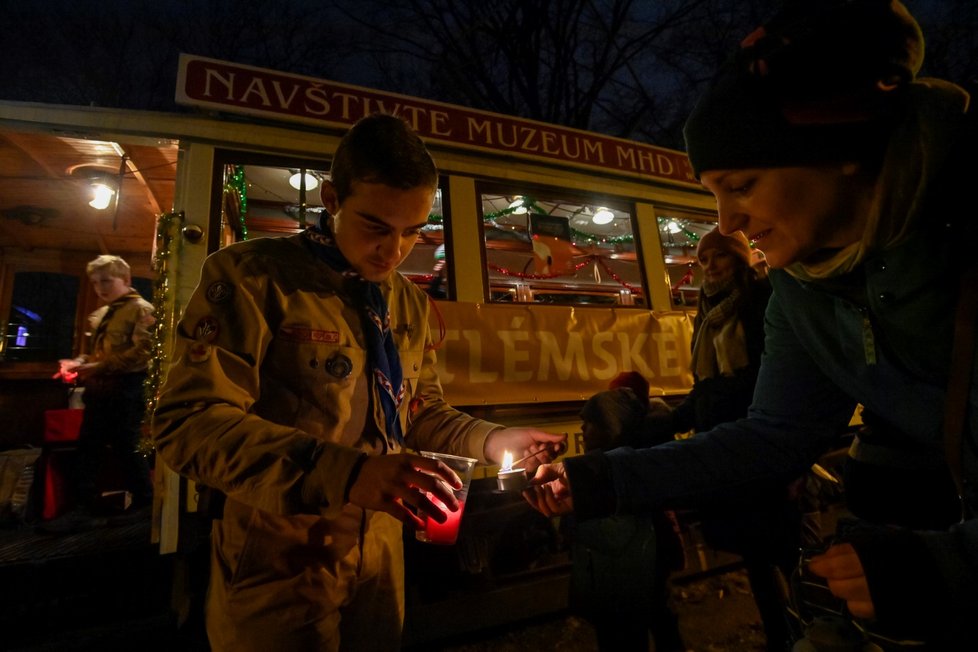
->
[[329, 114, 437, 204]]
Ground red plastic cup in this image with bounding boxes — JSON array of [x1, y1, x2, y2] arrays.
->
[[416, 451, 477, 545]]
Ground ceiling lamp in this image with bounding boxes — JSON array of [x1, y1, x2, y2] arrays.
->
[[666, 220, 682, 234], [289, 171, 318, 191], [508, 196, 528, 214], [591, 208, 614, 225], [89, 181, 116, 210]]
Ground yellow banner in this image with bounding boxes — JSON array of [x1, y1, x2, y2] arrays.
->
[[431, 301, 694, 407]]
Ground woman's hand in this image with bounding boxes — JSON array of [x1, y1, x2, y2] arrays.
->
[[807, 543, 875, 618], [522, 462, 574, 517]]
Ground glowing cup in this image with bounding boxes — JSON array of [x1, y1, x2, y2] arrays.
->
[[415, 451, 477, 545]]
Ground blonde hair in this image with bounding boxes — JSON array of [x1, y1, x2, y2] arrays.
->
[[86, 254, 131, 282]]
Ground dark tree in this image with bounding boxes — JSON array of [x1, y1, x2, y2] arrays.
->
[[0, 0, 973, 150], [331, 0, 739, 149]]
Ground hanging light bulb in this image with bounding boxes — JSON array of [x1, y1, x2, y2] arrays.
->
[[508, 196, 528, 214], [666, 220, 682, 234], [289, 171, 319, 191], [89, 182, 116, 210], [591, 208, 614, 225]]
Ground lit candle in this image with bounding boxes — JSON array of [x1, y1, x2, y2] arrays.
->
[[419, 494, 466, 545], [496, 450, 527, 492]]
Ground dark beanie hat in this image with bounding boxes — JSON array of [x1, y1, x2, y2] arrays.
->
[[697, 227, 752, 267], [684, 0, 924, 177]]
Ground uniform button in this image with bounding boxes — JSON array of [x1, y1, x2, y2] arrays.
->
[[309, 358, 319, 369], [878, 291, 893, 303], [325, 353, 353, 378], [413, 363, 419, 371], [876, 260, 886, 272]]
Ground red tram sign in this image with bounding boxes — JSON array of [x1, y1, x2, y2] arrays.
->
[[176, 53, 696, 186]]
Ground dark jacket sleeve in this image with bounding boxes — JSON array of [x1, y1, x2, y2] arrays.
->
[[570, 289, 853, 517]]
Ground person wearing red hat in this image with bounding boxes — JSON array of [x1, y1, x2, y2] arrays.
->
[[526, 1, 978, 648], [575, 371, 684, 651]]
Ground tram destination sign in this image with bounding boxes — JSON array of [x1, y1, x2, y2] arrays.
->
[[176, 54, 696, 186]]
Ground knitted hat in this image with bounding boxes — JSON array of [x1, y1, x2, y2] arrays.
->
[[608, 371, 650, 407], [683, 0, 924, 177], [697, 227, 752, 267]]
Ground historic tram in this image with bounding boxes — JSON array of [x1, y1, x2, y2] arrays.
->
[[0, 54, 723, 645]]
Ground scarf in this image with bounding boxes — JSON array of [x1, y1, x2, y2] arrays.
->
[[691, 285, 749, 380], [304, 215, 405, 444], [92, 290, 144, 355]]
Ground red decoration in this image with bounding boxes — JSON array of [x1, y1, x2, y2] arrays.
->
[[594, 257, 641, 294], [671, 266, 695, 292], [488, 255, 641, 295]]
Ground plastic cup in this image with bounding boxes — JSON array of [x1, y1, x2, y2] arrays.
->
[[415, 451, 477, 545]]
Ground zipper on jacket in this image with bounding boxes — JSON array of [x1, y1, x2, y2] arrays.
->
[[859, 308, 877, 365]]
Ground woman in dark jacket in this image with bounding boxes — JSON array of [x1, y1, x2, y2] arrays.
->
[[526, 1, 978, 648]]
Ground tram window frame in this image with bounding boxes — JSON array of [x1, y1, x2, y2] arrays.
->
[[397, 178, 450, 300], [656, 212, 725, 308], [211, 151, 332, 250], [212, 151, 452, 298], [2, 271, 80, 363], [476, 181, 645, 307]]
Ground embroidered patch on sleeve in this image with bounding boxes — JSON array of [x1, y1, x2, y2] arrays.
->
[[205, 281, 234, 304], [187, 316, 220, 363], [194, 316, 220, 342]]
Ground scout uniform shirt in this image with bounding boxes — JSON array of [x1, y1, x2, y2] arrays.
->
[[152, 233, 501, 650]]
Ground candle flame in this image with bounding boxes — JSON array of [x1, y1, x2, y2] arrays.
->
[[501, 451, 513, 472]]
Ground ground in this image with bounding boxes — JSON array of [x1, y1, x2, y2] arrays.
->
[[431, 568, 768, 652]]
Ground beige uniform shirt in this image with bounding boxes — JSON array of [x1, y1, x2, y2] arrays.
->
[[153, 233, 501, 649], [81, 292, 155, 375]]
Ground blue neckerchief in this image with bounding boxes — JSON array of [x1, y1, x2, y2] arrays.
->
[[304, 215, 405, 444]]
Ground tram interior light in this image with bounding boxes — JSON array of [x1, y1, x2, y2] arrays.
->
[[289, 171, 319, 191], [666, 220, 682, 234], [591, 208, 614, 225], [508, 196, 528, 214], [89, 181, 116, 210]]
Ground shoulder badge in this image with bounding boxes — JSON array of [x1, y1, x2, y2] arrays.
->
[[206, 281, 234, 304]]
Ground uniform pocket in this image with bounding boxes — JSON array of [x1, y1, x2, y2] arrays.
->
[[262, 338, 367, 439], [399, 350, 424, 433]]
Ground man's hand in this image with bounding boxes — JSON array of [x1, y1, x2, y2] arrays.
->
[[807, 543, 875, 618], [485, 427, 567, 473], [54, 358, 81, 383], [347, 453, 462, 529], [522, 462, 574, 517], [73, 362, 98, 381]]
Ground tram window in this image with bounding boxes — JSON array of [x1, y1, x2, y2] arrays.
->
[[658, 215, 723, 307], [220, 162, 450, 298], [398, 186, 449, 299], [479, 186, 642, 306], [224, 163, 331, 243], [3, 272, 79, 362]]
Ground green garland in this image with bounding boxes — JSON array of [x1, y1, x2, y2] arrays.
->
[[228, 165, 249, 240], [141, 209, 184, 455], [478, 196, 637, 247], [658, 217, 703, 247]]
